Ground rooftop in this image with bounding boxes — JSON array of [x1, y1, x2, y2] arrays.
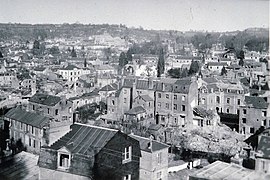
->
[[125, 106, 146, 115], [244, 96, 268, 109], [5, 107, 49, 128], [49, 123, 118, 156], [129, 134, 169, 153], [190, 160, 267, 180], [29, 93, 61, 106]]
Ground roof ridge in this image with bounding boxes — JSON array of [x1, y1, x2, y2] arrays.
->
[[74, 122, 118, 132]]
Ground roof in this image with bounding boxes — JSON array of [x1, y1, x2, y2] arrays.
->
[[100, 83, 118, 92], [139, 94, 153, 102], [257, 135, 270, 158], [33, 67, 46, 72], [49, 123, 118, 156], [29, 93, 61, 106], [129, 134, 169, 153], [190, 160, 267, 180], [125, 106, 146, 115], [59, 64, 79, 70], [244, 96, 268, 109], [207, 62, 228, 66], [5, 108, 50, 128]]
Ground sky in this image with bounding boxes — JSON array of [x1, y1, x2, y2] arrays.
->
[[0, 0, 269, 32]]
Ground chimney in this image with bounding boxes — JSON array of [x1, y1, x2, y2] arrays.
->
[[162, 82, 165, 91], [148, 77, 153, 89], [148, 137, 153, 151]]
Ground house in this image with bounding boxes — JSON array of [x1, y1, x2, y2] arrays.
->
[[189, 160, 267, 180], [255, 135, 270, 174], [69, 91, 101, 110], [99, 83, 118, 101], [129, 134, 169, 180], [38, 123, 141, 180], [239, 96, 269, 136], [95, 64, 117, 75], [96, 73, 117, 88], [57, 64, 91, 82], [207, 62, 228, 73], [4, 107, 58, 154]]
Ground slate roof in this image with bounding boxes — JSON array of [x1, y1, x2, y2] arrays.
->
[[100, 83, 118, 92], [257, 135, 270, 158], [129, 134, 169, 153], [125, 106, 146, 115], [49, 123, 118, 156], [5, 108, 50, 128], [245, 96, 268, 109], [139, 95, 153, 102], [29, 93, 61, 106], [59, 64, 79, 70], [207, 62, 228, 66]]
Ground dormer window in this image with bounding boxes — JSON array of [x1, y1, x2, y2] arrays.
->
[[122, 146, 132, 164], [57, 147, 71, 170]]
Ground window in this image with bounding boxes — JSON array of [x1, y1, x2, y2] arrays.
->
[[226, 108, 230, 113], [242, 118, 246, 123], [157, 171, 162, 180], [237, 99, 241, 105], [165, 103, 169, 109], [166, 94, 169, 99], [123, 174, 131, 180], [250, 127, 255, 134], [157, 102, 161, 108], [124, 89, 127, 94], [201, 98, 206, 105], [123, 146, 132, 163], [29, 137, 31, 146], [20, 122, 23, 130], [173, 104, 177, 110], [158, 93, 161, 98], [33, 139, 36, 148], [182, 105, 185, 111], [182, 95, 186, 101], [32, 126, 34, 134], [59, 153, 70, 168], [55, 109, 59, 115], [262, 111, 267, 117], [243, 109, 247, 114], [174, 95, 177, 100], [47, 108, 50, 114], [227, 98, 230, 104], [157, 152, 162, 164], [216, 96, 220, 104], [32, 105, 35, 110], [112, 100, 115, 105], [124, 98, 127, 103]]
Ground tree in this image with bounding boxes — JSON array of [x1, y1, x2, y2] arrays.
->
[[239, 59, 244, 66], [157, 48, 165, 77], [84, 58, 87, 68], [238, 50, 245, 60], [0, 51, 3, 58], [119, 52, 128, 68], [49, 46, 60, 55], [32, 40, 40, 55], [71, 47, 77, 57], [221, 66, 227, 76], [188, 60, 200, 75], [126, 48, 133, 62]]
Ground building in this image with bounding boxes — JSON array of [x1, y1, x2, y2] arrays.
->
[[130, 134, 169, 180], [255, 135, 270, 174], [239, 96, 269, 136], [207, 62, 228, 73], [57, 64, 91, 82], [189, 160, 267, 180], [4, 107, 70, 154], [38, 123, 141, 180]]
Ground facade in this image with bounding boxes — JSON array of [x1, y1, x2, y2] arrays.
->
[[38, 123, 141, 180], [58, 64, 91, 82], [239, 96, 269, 136], [207, 62, 228, 73], [130, 134, 169, 180]]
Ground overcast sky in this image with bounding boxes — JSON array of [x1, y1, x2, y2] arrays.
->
[[0, 0, 269, 31]]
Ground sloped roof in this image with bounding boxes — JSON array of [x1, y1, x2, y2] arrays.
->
[[245, 96, 268, 109], [100, 83, 118, 92], [207, 62, 228, 66], [125, 106, 146, 115], [29, 93, 61, 106], [59, 64, 79, 70], [5, 108, 50, 128], [129, 134, 169, 153], [257, 135, 270, 158], [49, 123, 118, 156], [139, 95, 153, 102]]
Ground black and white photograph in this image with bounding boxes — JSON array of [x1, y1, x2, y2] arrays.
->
[[0, 0, 269, 179]]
